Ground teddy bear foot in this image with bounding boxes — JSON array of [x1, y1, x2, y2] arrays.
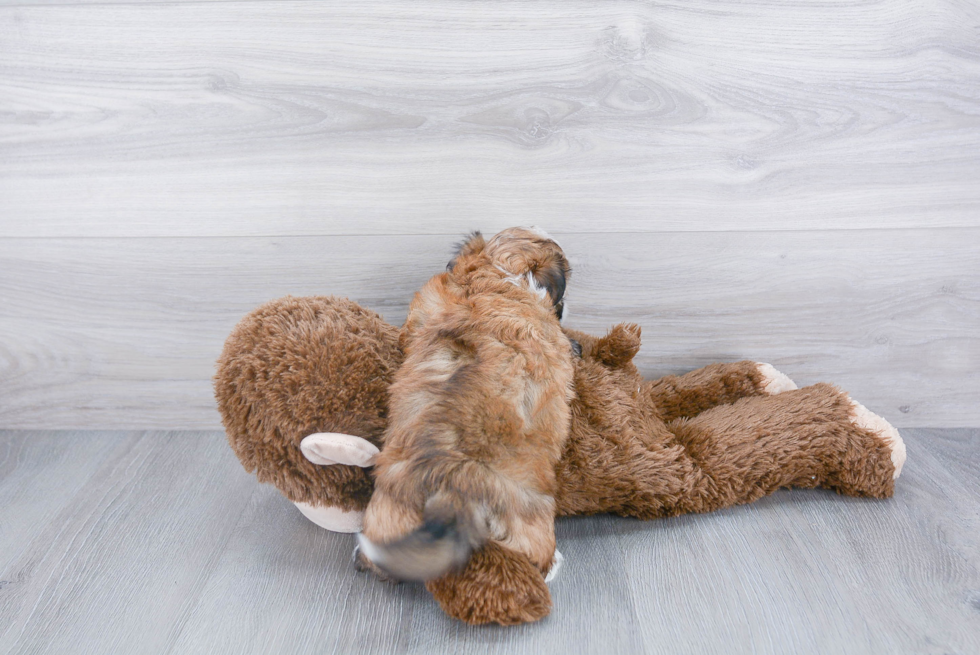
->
[[848, 399, 907, 480], [756, 363, 799, 395], [294, 501, 365, 532]]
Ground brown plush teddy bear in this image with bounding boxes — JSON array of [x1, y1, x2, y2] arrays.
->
[[215, 295, 905, 626]]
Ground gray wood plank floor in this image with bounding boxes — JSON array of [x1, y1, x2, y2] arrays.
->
[[1, 429, 977, 655]]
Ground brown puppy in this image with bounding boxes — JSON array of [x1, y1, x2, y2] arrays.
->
[[357, 227, 575, 581]]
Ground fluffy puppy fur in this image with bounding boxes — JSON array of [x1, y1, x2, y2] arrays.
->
[[357, 227, 575, 581]]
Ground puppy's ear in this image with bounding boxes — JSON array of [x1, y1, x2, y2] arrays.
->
[[447, 231, 486, 271], [531, 251, 570, 312]]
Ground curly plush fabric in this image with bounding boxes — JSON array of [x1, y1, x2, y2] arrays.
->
[[426, 542, 552, 626], [215, 296, 402, 511]]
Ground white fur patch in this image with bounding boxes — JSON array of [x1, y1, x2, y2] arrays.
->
[[294, 501, 364, 533], [496, 264, 521, 286], [755, 363, 798, 395], [495, 265, 550, 302], [526, 225, 560, 247], [848, 398, 907, 479], [545, 548, 564, 584], [524, 271, 549, 301], [355, 532, 385, 566]]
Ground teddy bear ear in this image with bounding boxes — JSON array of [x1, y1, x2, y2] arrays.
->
[[594, 323, 642, 368], [446, 231, 486, 271], [300, 433, 380, 467]]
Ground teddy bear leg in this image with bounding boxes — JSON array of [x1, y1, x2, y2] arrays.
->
[[426, 542, 553, 626], [646, 361, 798, 422], [661, 382, 905, 513]]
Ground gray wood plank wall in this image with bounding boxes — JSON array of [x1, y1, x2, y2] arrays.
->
[[1, 1, 978, 429]]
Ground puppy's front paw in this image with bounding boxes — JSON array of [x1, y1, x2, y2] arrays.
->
[[755, 363, 798, 395], [544, 549, 564, 584], [353, 544, 400, 583]]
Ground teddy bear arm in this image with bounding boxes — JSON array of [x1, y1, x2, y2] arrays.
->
[[645, 361, 794, 422]]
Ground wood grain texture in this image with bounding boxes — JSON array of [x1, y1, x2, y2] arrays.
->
[[1, 1, 979, 236], [1, 429, 978, 654], [0, 431, 123, 576], [1, 230, 977, 429], [0, 430, 258, 655]]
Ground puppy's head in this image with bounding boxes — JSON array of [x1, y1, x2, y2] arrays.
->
[[446, 227, 570, 318], [485, 227, 570, 319]]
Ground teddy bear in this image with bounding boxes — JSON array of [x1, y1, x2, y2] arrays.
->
[[214, 295, 905, 626]]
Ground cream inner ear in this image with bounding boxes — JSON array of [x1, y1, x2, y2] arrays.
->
[[300, 433, 380, 467]]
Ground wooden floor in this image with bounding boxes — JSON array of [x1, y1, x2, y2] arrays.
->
[[1, 429, 977, 654]]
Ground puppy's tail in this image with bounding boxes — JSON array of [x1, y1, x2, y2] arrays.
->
[[356, 495, 484, 581]]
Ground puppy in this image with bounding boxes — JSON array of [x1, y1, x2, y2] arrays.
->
[[357, 227, 575, 581]]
